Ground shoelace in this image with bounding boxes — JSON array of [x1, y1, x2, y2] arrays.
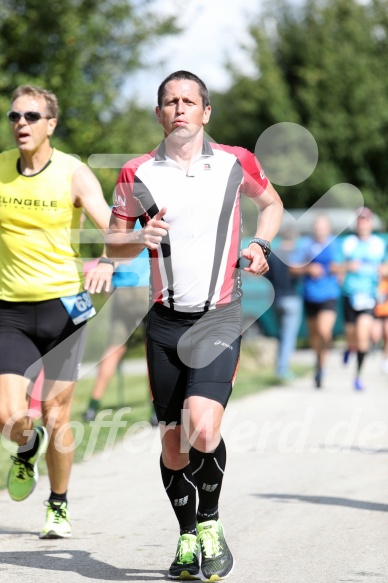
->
[[10, 456, 34, 479], [178, 538, 197, 564], [46, 502, 67, 524], [197, 527, 221, 558]]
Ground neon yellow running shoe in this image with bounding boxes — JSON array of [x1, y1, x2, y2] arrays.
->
[[197, 520, 234, 581], [168, 533, 201, 580], [39, 501, 72, 539], [7, 426, 48, 502]]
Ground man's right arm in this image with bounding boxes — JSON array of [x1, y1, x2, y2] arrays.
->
[[105, 207, 170, 261], [105, 214, 143, 260]]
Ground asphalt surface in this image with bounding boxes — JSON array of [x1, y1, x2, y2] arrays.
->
[[0, 348, 387, 583]]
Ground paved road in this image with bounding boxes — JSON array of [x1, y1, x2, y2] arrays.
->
[[0, 348, 387, 582]]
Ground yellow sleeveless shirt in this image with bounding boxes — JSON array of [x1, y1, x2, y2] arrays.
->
[[0, 148, 85, 301]]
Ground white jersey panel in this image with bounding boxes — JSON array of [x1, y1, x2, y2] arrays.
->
[[136, 150, 240, 311], [113, 140, 269, 312]]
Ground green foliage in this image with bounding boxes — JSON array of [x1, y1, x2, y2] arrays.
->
[[0, 3, 176, 160], [0, 0, 178, 257], [0, 0, 177, 156], [209, 0, 388, 223]]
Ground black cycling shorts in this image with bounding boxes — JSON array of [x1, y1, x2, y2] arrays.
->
[[147, 302, 242, 425], [304, 298, 338, 318], [0, 298, 87, 382], [343, 296, 375, 323]]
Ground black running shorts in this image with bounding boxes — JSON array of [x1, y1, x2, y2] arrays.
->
[[343, 296, 375, 323], [0, 298, 87, 382], [304, 298, 338, 318], [146, 301, 242, 424]]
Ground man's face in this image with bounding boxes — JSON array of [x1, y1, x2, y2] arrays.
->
[[10, 94, 57, 153], [356, 215, 373, 237], [313, 216, 331, 242], [156, 79, 211, 140]]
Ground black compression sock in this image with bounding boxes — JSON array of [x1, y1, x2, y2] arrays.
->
[[197, 506, 219, 523], [357, 351, 366, 375], [49, 490, 68, 505], [17, 428, 40, 460], [189, 438, 226, 523], [88, 399, 100, 411], [160, 456, 197, 534]]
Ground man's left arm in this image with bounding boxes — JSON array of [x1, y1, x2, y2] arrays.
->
[[231, 146, 283, 276], [241, 181, 283, 276]]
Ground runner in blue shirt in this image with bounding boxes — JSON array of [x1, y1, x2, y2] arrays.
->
[[290, 215, 341, 388], [332, 207, 385, 390]]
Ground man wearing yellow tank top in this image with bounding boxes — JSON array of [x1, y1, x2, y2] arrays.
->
[[0, 85, 114, 539]]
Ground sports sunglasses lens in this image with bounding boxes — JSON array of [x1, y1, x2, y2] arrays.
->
[[7, 111, 42, 122], [8, 112, 21, 122], [24, 112, 41, 122]]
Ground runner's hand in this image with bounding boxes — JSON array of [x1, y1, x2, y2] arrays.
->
[[240, 246, 269, 276], [142, 207, 170, 250], [84, 262, 114, 294]]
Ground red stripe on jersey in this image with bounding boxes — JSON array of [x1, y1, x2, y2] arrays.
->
[[217, 195, 242, 306], [150, 249, 164, 304], [114, 148, 158, 220], [111, 209, 141, 222], [210, 142, 268, 197]]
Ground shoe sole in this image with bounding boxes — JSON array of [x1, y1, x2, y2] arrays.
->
[[168, 572, 201, 580], [39, 530, 72, 539], [199, 559, 235, 582]]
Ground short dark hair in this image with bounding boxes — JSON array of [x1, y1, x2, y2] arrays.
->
[[157, 70, 210, 109], [11, 85, 59, 119]]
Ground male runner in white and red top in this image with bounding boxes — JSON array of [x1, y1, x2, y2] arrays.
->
[[106, 70, 283, 581]]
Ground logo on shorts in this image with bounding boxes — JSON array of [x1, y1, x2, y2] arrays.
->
[[214, 340, 233, 350], [202, 483, 218, 492], [174, 496, 188, 507]]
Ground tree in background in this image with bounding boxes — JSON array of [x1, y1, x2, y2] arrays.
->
[[208, 0, 388, 223], [0, 0, 179, 255], [0, 3, 177, 176]]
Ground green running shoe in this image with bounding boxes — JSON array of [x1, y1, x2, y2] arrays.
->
[[39, 501, 72, 539], [168, 533, 201, 580], [197, 520, 234, 581], [7, 426, 48, 501]]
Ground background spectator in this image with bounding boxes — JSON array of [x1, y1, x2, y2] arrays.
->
[[264, 227, 303, 381]]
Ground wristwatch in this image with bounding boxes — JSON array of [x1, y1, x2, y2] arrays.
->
[[249, 238, 271, 259]]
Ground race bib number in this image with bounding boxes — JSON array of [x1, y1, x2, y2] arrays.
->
[[350, 293, 375, 311], [60, 291, 96, 325]]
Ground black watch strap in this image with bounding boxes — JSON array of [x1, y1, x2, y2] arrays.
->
[[249, 237, 271, 258], [98, 257, 115, 268]]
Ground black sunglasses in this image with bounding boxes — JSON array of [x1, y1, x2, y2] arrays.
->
[[7, 111, 52, 123]]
